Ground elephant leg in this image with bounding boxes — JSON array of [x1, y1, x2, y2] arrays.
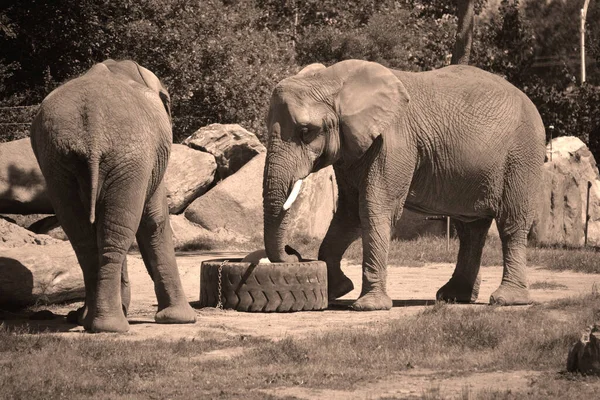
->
[[490, 223, 531, 305], [42, 167, 97, 328], [437, 218, 493, 303], [352, 146, 415, 311], [318, 178, 361, 300], [489, 157, 536, 306], [91, 180, 148, 333], [353, 212, 394, 311], [136, 182, 196, 324]]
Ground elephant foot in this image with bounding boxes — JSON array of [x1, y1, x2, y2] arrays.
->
[[351, 291, 392, 311], [489, 285, 531, 306], [155, 303, 196, 324], [328, 273, 354, 300], [436, 275, 480, 303], [89, 314, 130, 333]]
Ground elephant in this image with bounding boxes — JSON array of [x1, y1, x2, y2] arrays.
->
[[30, 59, 196, 332], [263, 59, 546, 311]]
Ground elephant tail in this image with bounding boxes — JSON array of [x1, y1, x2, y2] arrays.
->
[[88, 154, 100, 224]]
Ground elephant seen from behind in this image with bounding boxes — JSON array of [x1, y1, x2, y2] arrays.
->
[[30, 59, 196, 332], [263, 60, 546, 310]]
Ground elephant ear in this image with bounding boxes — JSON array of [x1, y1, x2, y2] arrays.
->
[[102, 60, 171, 120], [297, 63, 326, 76], [337, 62, 410, 163], [134, 63, 172, 121]]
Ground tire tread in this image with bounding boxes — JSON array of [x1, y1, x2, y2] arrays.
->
[[199, 260, 328, 312]]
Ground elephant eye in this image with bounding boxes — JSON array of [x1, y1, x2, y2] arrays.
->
[[298, 125, 316, 143]]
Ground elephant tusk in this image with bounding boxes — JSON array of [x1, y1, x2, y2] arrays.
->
[[283, 179, 303, 211]]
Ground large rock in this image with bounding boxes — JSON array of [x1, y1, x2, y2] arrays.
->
[[182, 124, 265, 180], [0, 241, 84, 307], [185, 153, 265, 239], [286, 167, 338, 239], [169, 214, 246, 249], [0, 218, 59, 247], [530, 137, 600, 247], [164, 144, 217, 214], [0, 138, 53, 214], [185, 153, 337, 240], [567, 323, 600, 375]]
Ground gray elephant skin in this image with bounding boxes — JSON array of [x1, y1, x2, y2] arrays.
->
[[263, 60, 546, 311], [30, 59, 196, 332]]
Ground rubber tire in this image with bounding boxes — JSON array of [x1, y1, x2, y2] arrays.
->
[[200, 259, 328, 312]]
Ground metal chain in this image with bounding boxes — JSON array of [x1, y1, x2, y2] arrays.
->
[[216, 260, 228, 310]]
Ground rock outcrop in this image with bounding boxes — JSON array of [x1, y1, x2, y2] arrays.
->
[[530, 137, 600, 247], [567, 323, 600, 375], [0, 138, 53, 214], [0, 218, 59, 247], [185, 153, 337, 241], [0, 241, 83, 307], [286, 166, 337, 240], [164, 144, 217, 213], [183, 123, 265, 180], [185, 153, 265, 239], [169, 213, 246, 249]]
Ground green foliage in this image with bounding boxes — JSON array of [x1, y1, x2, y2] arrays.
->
[[0, 0, 296, 143], [296, 6, 455, 71], [472, 0, 536, 86], [472, 0, 600, 145], [526, 81, 600, 143], [0, 0, 599, 145]]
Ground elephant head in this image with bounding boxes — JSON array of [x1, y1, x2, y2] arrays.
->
[[101, 59, 172, 120], [263, 60, 410, 262]]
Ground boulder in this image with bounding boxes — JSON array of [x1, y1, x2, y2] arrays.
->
[[164, 144, 217, 214], [182, 124, 265, 180], [168, 213, 247, 249], [530, 137, 600, 247], [0, 218, 60, 247], [567, 323, 600, 375], [185, 153, 337, 241], [286, 166, 338, 240], [0, 138, 53, 214], [0, 241, 84, 307], [185, 153, 265, 237], [27, 215, 60, 233]]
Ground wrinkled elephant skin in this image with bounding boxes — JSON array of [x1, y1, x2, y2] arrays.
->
[[30, 59, 196, 332], [263, 60, 545, 310]]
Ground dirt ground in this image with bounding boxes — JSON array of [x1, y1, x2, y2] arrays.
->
[[5, 252, 600, 399]]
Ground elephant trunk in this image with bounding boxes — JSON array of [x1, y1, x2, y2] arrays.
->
[[263, 152, 301, 263]]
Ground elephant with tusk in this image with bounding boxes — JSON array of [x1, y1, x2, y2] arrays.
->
[[262, 59, 546, 311], [30, 59, 196, 332]]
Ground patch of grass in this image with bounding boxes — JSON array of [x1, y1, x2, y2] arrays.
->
[[446, 373, 600, 400], [297, 234, 600, 273], [177, 231, 600, 275], [530, 281, 569, 290], [1, 293, 600, 397], [528, 245, 600, 273]]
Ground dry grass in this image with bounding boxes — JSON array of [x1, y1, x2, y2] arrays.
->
[[287, 233, 600, 273], [2, 292, 600, 398], [171, 229, 600, 274], [530, 281, 569, 290]]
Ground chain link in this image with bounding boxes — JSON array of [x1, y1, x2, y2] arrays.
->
[[216, 260, 228, 310]]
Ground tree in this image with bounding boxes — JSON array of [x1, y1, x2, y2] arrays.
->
[[451, 0, 475, 64]]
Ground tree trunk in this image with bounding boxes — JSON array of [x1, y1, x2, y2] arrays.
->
[[451, 0, 475, 65]]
